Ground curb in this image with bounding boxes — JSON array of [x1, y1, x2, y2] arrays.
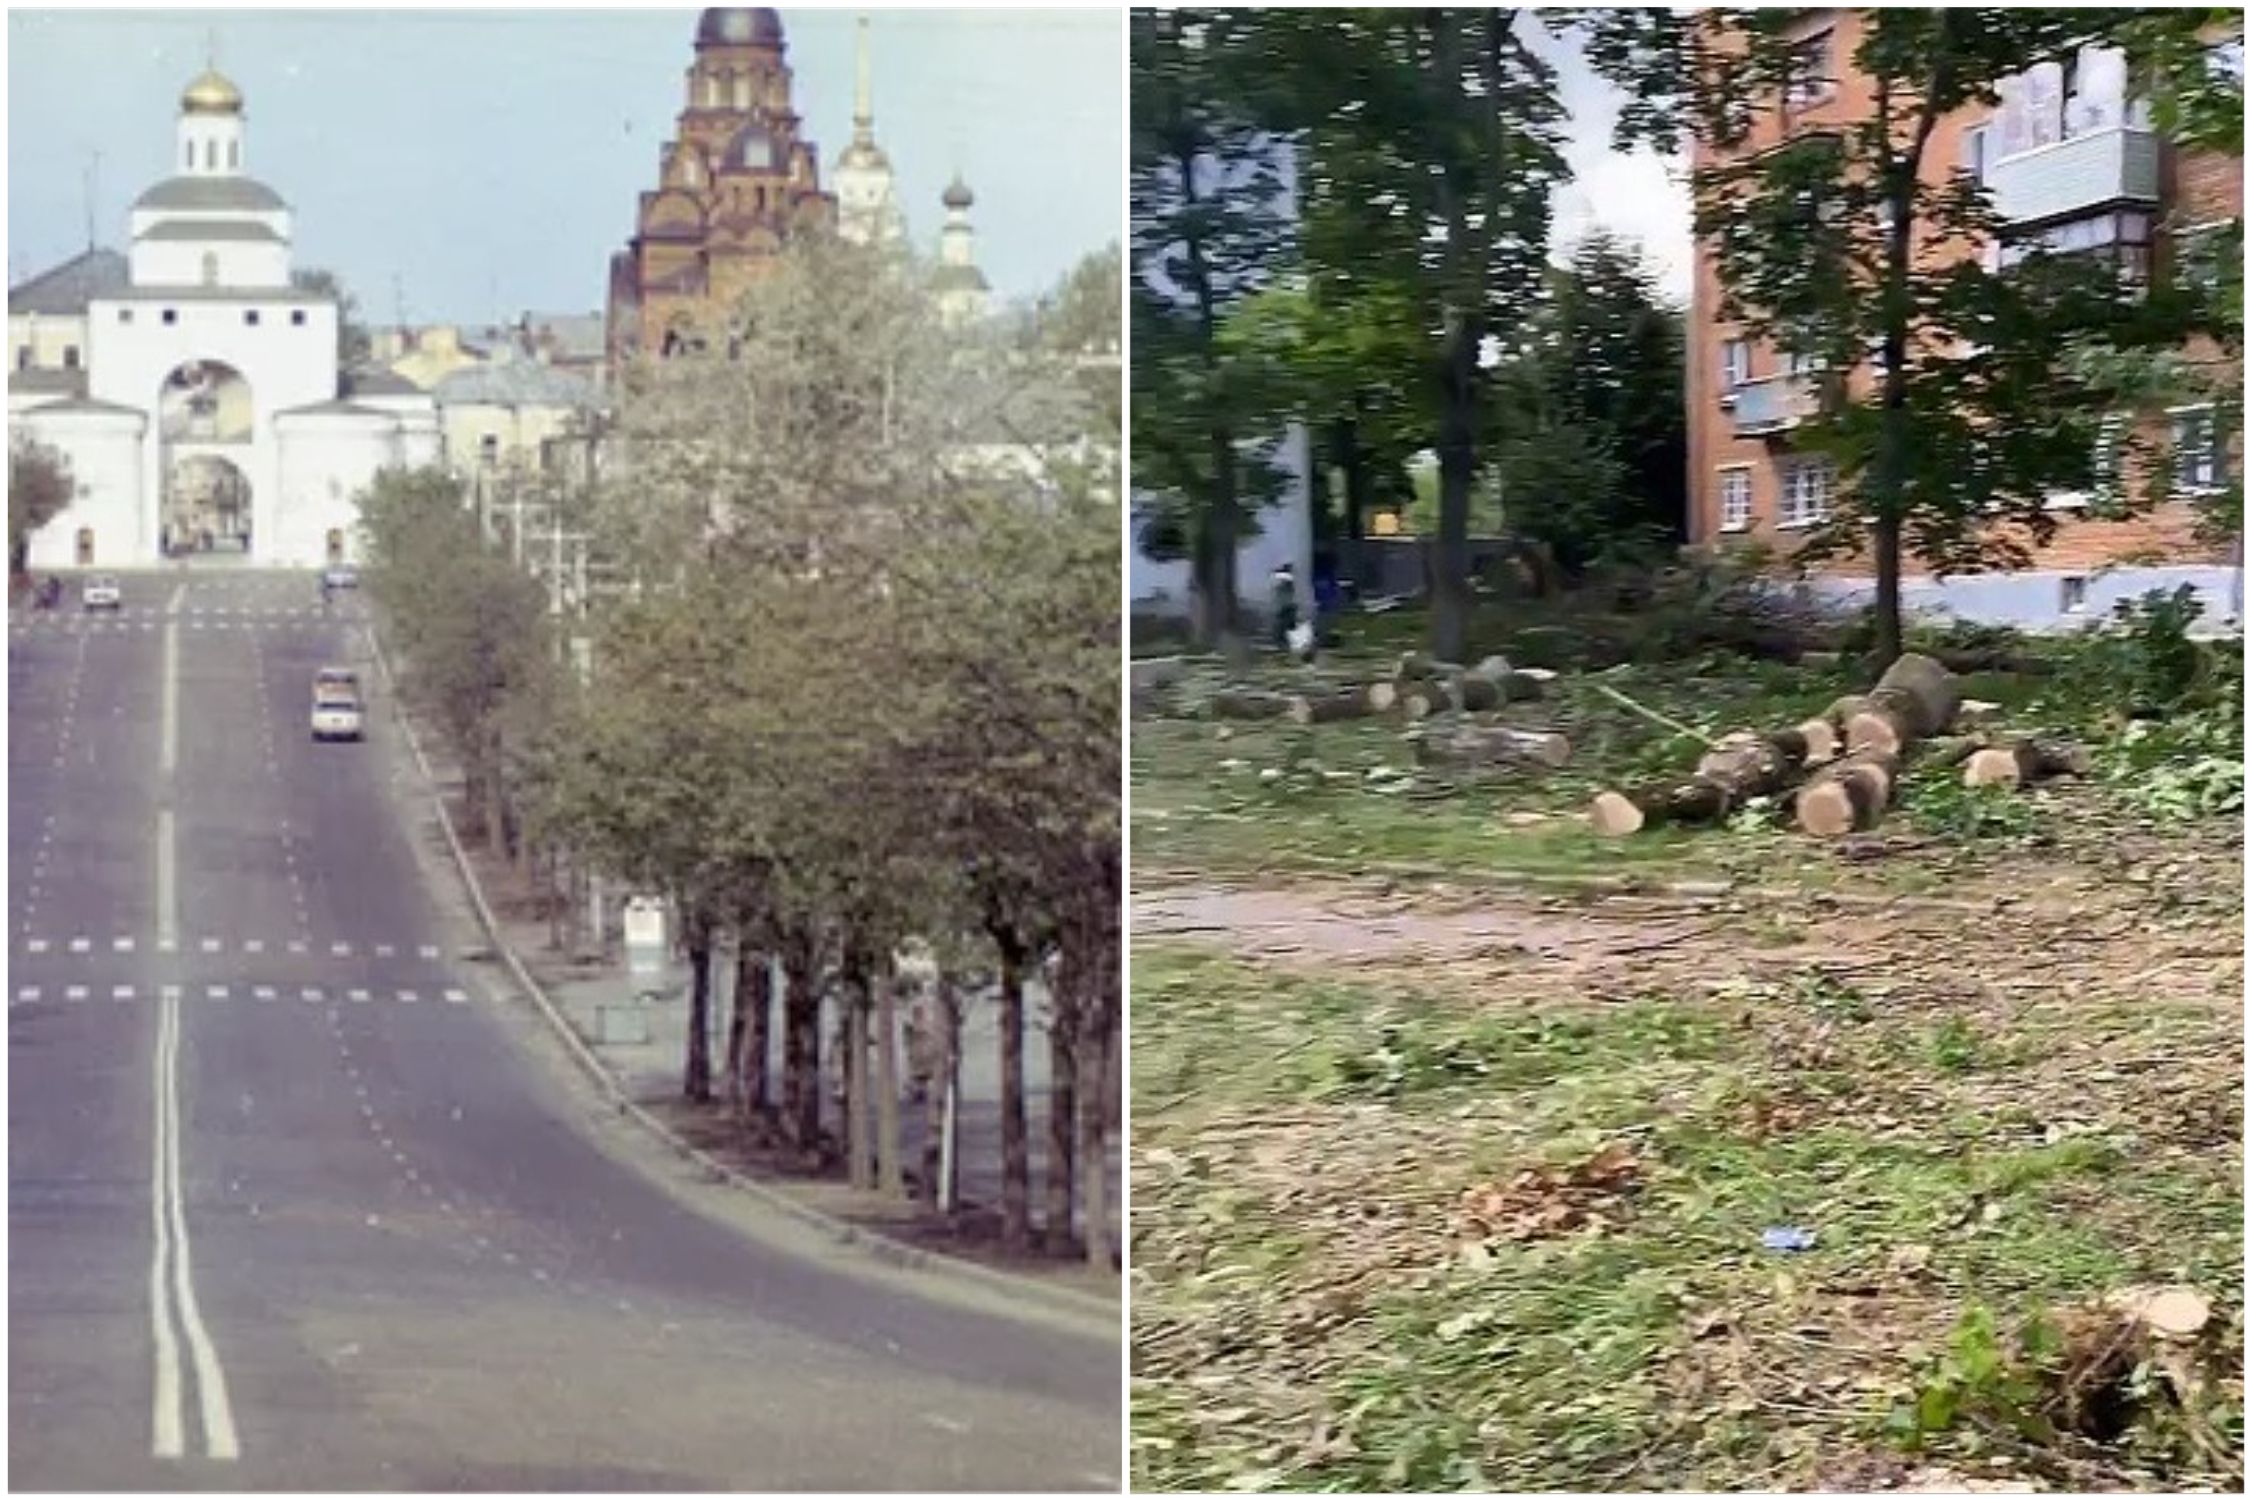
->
[[362, 620, 1118, 1327]]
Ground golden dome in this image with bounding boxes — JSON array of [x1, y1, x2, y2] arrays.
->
[[181, 69, 243, 115]]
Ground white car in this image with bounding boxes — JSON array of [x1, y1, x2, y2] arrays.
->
[[82, 576, 121, 611], [310, 695, 364, 742]]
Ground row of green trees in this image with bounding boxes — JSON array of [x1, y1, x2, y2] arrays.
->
[[361, 235, 1122, 1264], [1133, 8, 2241, 666]]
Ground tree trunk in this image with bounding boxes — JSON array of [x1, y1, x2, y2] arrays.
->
[[842, 947, 873, 1192], [1843, 652, 1962, 756], [1209, 687, 1292, 720], [781, 939, 822, 1157], [1963, 737, 2092, 789], [1413, 722, 1572, 770], [1338, 405, 1369, 543], [1589, 729, 1809, 836], [1045, 962, 1078, 1256], [1796, 748, 1904, 837], [876, 961, 904, 1200], [1871, 513, 1905, 670], [1080, 999, 1112, 1271], [737, 943, 771, 1125], [683, 929, 713, 1104], [996, 934, 1031, 1250], [1286, 688, 1382, 725]]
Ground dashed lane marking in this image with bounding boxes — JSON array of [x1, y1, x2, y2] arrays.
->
[[348, 989, 370, 1004], [65, 985, 88, 1002], [113, 984, 136, 1002], [252, 987, 277, 1003], [16, 986, 38, 1003], [443, 988, 468, 1005], [204, 986, 228, 1002], [68, 937, 90, 953]]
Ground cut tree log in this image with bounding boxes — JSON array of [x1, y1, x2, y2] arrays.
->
[[1393, 651, 1451, 684], [1208, 688, 1293, 721], [1365, 681, 1399, 713], [1843, 653, 1963, 756], [1589, 727, 1810, 836], [1920, 735, 1993, 772], [1460, 657, 1545, 706], [1791, 716, 1841, 766], [1795, 749, 1903, 838], [1414, 723, 1572, 770], [1961, 737, 2093, 790], [1824, 693, 1875, 729], [1396, 678, 1454, 719], [1286, 687, 1383, 725]]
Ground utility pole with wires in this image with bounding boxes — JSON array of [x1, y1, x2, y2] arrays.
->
[[83, 150, 101, 252]]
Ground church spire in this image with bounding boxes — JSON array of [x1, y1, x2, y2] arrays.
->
[[853, 13, 874, 141]]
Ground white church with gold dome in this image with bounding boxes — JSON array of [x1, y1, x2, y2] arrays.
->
[[9, 66, 438, 570]]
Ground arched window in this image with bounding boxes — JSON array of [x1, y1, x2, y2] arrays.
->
[[184, 142, 194, 170], [202, 252, 219, 287], [204, 140, 216, 170], [227, 140, 238, 169]]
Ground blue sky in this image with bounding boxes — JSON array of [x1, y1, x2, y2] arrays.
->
[[7, 7, 1124, 325]]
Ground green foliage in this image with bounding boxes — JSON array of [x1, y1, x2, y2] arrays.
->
[[2062, 585, 2215, 718], [8, 435, 74, 573], [1908, 778, 2040, 842], [1887, 1303, 2061, 1450]]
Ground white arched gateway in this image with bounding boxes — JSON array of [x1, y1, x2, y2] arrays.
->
[[10, 65, 437, 569]]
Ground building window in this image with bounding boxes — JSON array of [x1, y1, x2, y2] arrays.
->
[[118, 309, 133, 324], [62, 345, 79, 370], [1719, 468, 1752, 533], [1784, 29, 1835, 109], [1960, 124, 1989, 186], [162, 308, 178, 325], [2048, 414, 2127, 511], [291, 309, 307, 326], [1779, 457, 1834, 528], [479, 433, 501, 467], [1997, 209, 2152, 290], [2061, 576, 2089, 614], [1784, 346, 1825, 377], [245, 310, 260, 326], [184, 142, 194, 171], [1721, 339, 1750, 389], [2172, 406, 2226, 493], [201, 252, 219, 287], [228, 140, 239, 169], [16, 346, 30, 371]]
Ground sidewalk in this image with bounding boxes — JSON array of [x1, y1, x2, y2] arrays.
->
[[515, 933, 1123, 1253]]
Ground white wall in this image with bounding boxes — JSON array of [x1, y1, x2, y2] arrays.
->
[[17, 407, 147, 570], [87, 293, 337, 564], [130, 238, 291, 290], [274, 415, 400, 567], [1130, 424, 1313, 617]]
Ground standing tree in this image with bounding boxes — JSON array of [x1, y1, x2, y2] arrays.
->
[[1131, 8, 1296, 646], [9, 437, 75, 577], [293, 267, 374, 368], [1671, 9, 2230, 664]]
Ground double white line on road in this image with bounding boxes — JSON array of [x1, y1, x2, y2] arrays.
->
[[149, 988, 238, 1460], [150, 584, 240, 1463]]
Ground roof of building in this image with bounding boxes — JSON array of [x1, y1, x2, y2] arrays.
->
[[182, 68, 244, 116], [18, 395, 144, 420], [273, 399, 390, 419], [138, 218, 285, 243], [433, 361, 601, 409], [8, 248, 130, 316], [340, 365, 423, 397], [96, 283, 328, 304], [697, 8, 783, 48], [7, 368, 89, 397], [943, 175, 975, 211], [132, 176, 288, 213], [521, 312, 607, 362]]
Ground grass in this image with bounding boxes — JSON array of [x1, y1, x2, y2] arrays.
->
[[1131, 603, 2243, 1491], [1130, 944, 2243, 1491]]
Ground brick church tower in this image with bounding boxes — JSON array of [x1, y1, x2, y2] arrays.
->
[[605, 8, 837, 365]]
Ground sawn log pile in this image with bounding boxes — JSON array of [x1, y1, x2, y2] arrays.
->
[[1587, 651, 2091, 840]]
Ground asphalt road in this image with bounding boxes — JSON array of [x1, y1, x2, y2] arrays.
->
[[8, 571, 1120, 1491]]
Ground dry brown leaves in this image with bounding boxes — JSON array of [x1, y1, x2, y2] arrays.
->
[[1456, 1140, 1644, 1244]]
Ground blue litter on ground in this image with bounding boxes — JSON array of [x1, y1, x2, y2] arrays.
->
[[1761, 1225, 1817, 1253]]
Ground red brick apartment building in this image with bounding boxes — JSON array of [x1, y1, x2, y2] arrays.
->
[[1686, 10, 2244, 629]]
